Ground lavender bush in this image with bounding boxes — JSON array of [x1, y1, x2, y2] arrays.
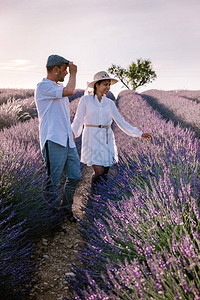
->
[[0, 90, 82, 298], [68, 90, 200, 299], [69, 89, 84, 101], [0, 97, 37, 130], [174, 90, 200, 103], [141, 89, 200, 137], [106, 90, 116, 101], [0, 88, 34, 105], [0, 89, 85, 131], [0, 213, 35, 299], [0, 120, 65, 298]]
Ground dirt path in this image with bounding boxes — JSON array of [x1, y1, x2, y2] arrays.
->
[[29, 166, 93, 300]]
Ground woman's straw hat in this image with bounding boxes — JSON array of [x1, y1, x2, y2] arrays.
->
[[87, 71, 118, 88]]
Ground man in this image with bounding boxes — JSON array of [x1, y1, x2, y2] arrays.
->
[[35, 54, 81, 222]]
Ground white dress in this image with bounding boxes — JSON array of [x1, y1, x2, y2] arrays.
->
[[71, 94, 143, 166]]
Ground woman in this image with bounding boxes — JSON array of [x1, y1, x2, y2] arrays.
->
[[71, 71, 152, 190]]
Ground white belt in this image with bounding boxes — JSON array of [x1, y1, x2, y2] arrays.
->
[[85, 124, 111, 144]]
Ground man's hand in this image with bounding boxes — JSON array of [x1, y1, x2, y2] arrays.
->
[[68, 62, 77, 75], [141, 132, 152, 141], [62, 62, 77, 97]]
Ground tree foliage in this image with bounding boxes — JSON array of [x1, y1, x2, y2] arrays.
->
[[108, 58, 157, 90]]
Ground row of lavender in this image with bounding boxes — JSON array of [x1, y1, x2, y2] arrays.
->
[[0, 119, 62, 299], [0, 92, 83, 299], [0, 89, 85, 130], [141, 89, 200, 137], [0, 88, 36, 130], [0, 88, 34, 105], [69, 90, 200, 299], [0, 95, 37, 130], [0, 89, 115, 299]]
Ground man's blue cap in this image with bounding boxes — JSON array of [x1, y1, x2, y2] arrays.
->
[[46, 55, 69, 67]]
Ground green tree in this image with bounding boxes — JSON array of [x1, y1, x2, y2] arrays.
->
[[108, 59, 157, 90]]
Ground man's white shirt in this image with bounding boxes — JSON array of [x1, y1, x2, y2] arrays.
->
[[35, 78, 75, 150]]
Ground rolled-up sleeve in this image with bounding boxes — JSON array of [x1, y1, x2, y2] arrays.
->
[[38, 82, 64, 100], [56, 86, 64, 99], [111, 101, 143, 137], [71, 97, 86, 137]]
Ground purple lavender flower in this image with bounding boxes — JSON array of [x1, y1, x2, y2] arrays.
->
[[67, 90, 200, 299]]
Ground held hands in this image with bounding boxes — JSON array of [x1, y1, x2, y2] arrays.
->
[[68, 62, 77, 75], [72, 131, 76, 143], [141, 132, 152, 141]]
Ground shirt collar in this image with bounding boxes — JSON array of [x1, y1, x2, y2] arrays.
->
[[94, 94, 105, 103], [43, 78, 63, 86]]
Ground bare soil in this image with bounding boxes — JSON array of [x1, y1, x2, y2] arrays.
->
[[29, 166, 93, 300]]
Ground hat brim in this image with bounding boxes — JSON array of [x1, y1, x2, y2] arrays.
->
[[88, 78, 118, 88]]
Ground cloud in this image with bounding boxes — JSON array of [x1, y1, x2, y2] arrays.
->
[[0, 59, 37, 71]]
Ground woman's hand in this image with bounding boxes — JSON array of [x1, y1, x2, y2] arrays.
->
[[73, 131, 76, 143], [141, 132, 152, 141]]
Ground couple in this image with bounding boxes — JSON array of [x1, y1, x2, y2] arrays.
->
[[35, 54, 152, 222]]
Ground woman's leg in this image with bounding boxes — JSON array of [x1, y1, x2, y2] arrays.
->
[[103, 166, 110, 175], [91, 165, 110, 190]]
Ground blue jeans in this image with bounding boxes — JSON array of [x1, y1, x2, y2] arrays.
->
[[42, 139, 81, 213]]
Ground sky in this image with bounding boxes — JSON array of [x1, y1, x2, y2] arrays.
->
[[0, 0, 200, 97]]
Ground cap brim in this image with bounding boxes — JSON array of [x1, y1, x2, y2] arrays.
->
[[46, 58, 70, 67]]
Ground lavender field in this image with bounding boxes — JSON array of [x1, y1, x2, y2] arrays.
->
[[141, 89, 200, 137], [0, 88, 34, 105], [0, 89, 84, 299], [0, 88, 116, 299], [68, 90, 200, 299], [0, 88, 200, 299]]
